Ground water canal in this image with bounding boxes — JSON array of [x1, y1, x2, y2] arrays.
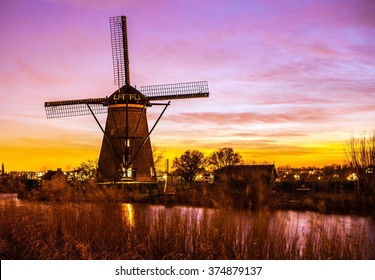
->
[[1, 193, 374, 259]]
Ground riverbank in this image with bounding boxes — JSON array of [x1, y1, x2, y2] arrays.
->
[[10, 182, 375, 216], [1, 197, 374, 260]]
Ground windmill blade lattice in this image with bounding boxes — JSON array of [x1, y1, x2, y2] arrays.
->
[[110, 16, 130, 87], [141, 81, 209, 101], [45, 98, 107, 118]]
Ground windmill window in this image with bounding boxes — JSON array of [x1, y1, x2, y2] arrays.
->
[[123, 168, 132, 178]]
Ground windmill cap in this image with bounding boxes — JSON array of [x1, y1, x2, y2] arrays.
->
[[108, 85, 150, 106]]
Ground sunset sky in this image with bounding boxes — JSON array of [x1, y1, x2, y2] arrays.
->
[[1, 0, 374, 171]]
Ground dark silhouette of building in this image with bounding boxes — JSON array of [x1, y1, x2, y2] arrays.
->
[[214, 164, 277, 189], [41, 169, 68, 189]]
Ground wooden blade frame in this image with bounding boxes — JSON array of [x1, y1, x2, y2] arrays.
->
[[110, 16, 130, 87], [141, 81, 209, 101], [44, 98, 107, 118]]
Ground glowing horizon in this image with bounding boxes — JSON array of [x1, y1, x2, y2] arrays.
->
[[1, 0, 374, 171]]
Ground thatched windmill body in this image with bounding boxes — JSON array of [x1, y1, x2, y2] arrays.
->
[[44, 16, 209, 183]]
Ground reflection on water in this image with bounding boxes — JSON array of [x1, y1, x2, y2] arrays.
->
[[119, 204, 375, 253], [274, 210, 373, 237], [270, 210, 375, 255], [121, 203, 135, 227], [2, 193, 373, 239], [1, 193, 374, 259], [0, 193, 22, 207]]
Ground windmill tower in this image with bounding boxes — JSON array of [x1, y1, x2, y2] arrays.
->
[[44, 16, 209, 184]]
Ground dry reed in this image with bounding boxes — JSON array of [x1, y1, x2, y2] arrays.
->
[[0, 201, 374, 260]]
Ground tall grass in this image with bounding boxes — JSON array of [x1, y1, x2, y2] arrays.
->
[[0, 201, 374, 259]]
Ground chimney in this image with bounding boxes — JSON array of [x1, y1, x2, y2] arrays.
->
[[165, 159, 169, 174]]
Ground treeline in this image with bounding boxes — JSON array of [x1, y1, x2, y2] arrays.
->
[[171, 147, 242, 182], [68, 147, 244, 183]]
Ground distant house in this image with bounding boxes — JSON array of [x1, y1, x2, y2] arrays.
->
[[214, 164, 277, 190], [214, 165, 278, 209], [41, 169, 68, 189]]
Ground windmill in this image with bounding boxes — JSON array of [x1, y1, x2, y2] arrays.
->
[[44, 16, 209, 184]]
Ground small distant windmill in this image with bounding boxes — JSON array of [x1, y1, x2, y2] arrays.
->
[[44, 16, 209, 183]]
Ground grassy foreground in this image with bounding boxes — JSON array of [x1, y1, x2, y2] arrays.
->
[[0, 201, 374, 260]]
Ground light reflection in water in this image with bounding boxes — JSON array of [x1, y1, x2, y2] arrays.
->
[[0, 193, 22, 207], [1, 193, 374, 255], [123, 204, 375, 255], [121, 203, 135, 227]]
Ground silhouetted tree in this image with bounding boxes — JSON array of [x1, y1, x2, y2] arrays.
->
[[152, 144, 165, 171], [172, 150, 206, 182], [71, 159, 97, 182], [344, 131, 375, 194], [208, 147, 242, 170]]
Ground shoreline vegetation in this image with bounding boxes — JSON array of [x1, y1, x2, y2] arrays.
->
[[0, 196, 374, 260], [10, 181, 375, 216], [1, 181, 374, 260]]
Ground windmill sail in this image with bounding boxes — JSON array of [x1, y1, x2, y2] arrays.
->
[[45, 98, 107, 118], [110, 16, 130, 87], [141, 81, 209, 101]]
